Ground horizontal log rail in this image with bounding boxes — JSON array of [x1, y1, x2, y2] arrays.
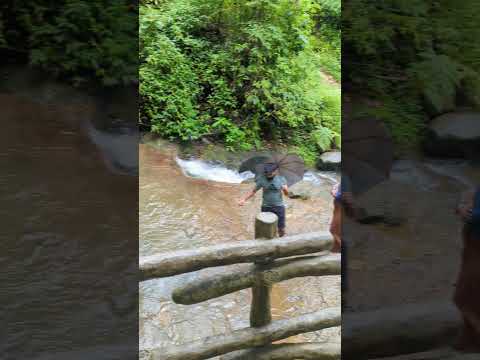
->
[[342, 301, 461, 359], [144, 307, 341, 360], [173, 254, 340, 305], [140, 231, 333, 280], [370, 348, 478, 360], [222, 342, 340, 360]]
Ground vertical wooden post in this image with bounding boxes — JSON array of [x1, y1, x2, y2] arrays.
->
[[250, 212, 277, 328]]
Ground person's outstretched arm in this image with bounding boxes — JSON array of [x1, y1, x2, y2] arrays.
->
[[282, 184, 289, 196], [238, 187, 258, 206]]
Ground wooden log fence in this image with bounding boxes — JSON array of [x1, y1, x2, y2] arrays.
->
[[152, 308, 341, 360], [140, 212, 465, 359], [140, 212, 341, 360], [222, 342, 341, 360], [140, 230, 333, 280], [370, 348, 479, 360], [342, 301, 462, 359], [173, 254, 340, 305], [250, 212, 277, 327]]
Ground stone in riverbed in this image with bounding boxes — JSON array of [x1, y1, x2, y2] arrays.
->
[[316, 151, 341, 171], [241, 177, 255, 184], [423, 111, 480, 159], [288, 183, 312, 200], [288, 180, 327, 200], [353, 179, 409, 226]]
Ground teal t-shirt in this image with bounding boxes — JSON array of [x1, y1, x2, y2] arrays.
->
[[255, 175, 287, 207]]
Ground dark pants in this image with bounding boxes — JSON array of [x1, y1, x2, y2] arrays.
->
[[261, 205, 286, 231]]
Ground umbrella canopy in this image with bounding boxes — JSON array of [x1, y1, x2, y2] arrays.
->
[[238, 155, 270, 174], [239, 153, 305, 186], [342, 118, 393, 195]]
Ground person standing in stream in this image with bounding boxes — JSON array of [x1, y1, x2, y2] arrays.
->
[[455, 187, 480, 352], [238, 163, 289, 237]]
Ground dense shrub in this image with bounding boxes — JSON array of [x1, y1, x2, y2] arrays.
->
[[343, 0, 480, 151], [140, 0, 341, 163], [0, 0, 137, 86]]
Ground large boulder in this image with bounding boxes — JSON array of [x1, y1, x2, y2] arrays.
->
[[423, 111, 480, 159], [288, 181, 312, 200], [353, 179, 410, 226], [288, 180, 327, 200], [316, 151, 341, 171]]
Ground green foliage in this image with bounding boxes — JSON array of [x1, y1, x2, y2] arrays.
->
[[1, 1, 137, 86], [140, 0, 341, 160], [357, 93, 426, 154], [343, 0, 480, 151], [290, 143, 318, 168], [408, 51, 463, 113], [312, 0, 340, 80]]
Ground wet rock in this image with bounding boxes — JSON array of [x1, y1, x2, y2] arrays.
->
[[86, 120, 139, 176], [316, 151, 341, 171], [241, 177, 255, 184], [200, 144, 247, 169], [423, 111, 480, 159], [288, 182, 311, 200], [353, 180, 410, 226], [201, 137, 213, 145], [288, 180, 326, 200]]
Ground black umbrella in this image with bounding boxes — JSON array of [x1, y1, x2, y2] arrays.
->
[[239, 153, 305, 187], [238, 155, 270, 174], [342, 118, 393, 195]]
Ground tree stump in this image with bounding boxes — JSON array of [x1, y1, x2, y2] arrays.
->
[[250, 212, 278, 328], [255, 212, 278, 239]]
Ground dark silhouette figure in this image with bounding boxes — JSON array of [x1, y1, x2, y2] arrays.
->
[[455, 189, 480, 352]]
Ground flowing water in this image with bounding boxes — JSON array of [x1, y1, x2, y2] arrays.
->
[[139, 143, 341, 356]]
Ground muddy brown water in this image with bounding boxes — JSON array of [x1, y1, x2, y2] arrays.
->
[[139, 144, 341, 356], [1, 90, 138, 358]]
